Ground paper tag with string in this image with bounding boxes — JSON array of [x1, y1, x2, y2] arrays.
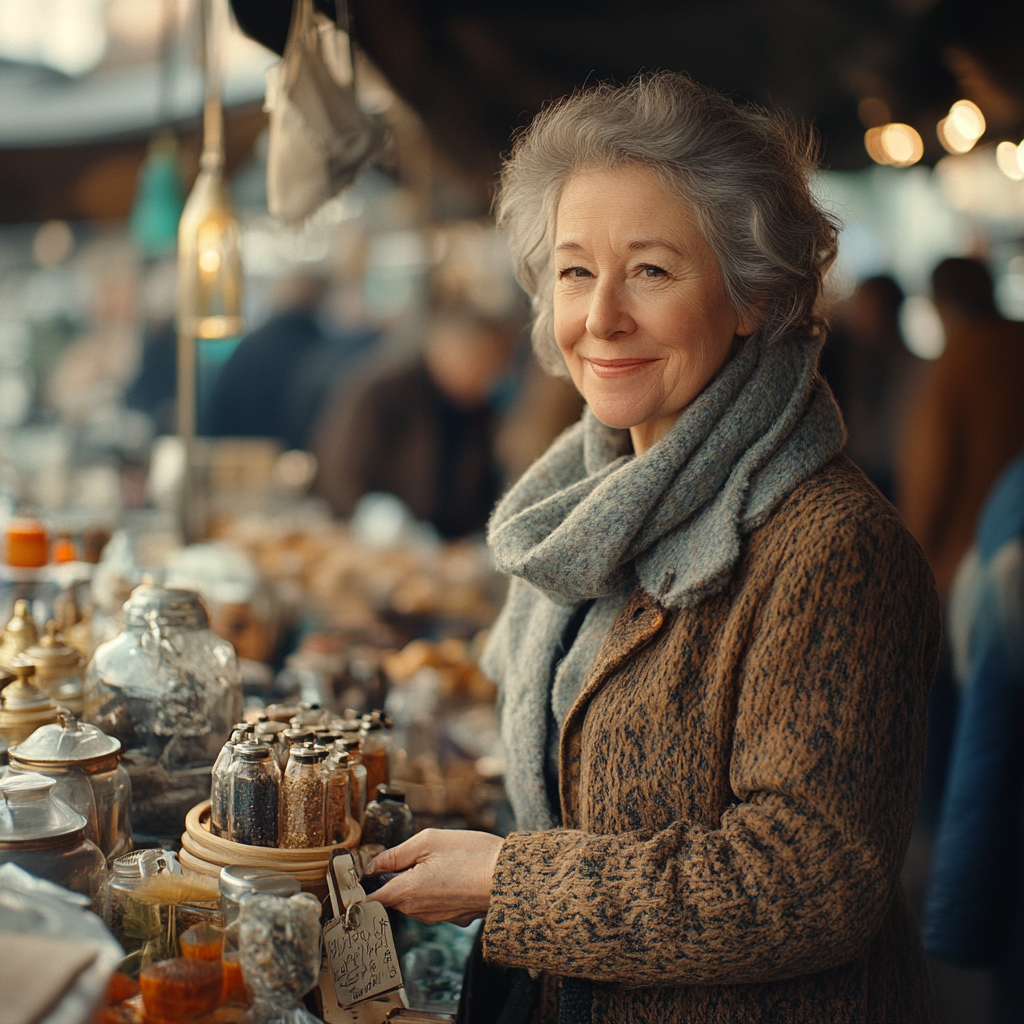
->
[[323, 850, 404, 1009]]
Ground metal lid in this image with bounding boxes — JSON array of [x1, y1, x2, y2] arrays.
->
[[1, 665, 56, 712], [254, 721, 285, 737], [289, 742, 327, 763], [235, 741, 271, 761], [121, 583, 210, 630], [9, 710, 120, 767], [219, 864, 301, 901], [282, 727, 314, 744], [0, 600, 38, 668], [341, 738, 361, 753], [23, 622, 81, 672], [113, 848, 181, 879], [373, 784, 405, 803], [0, 771, 87, 843]]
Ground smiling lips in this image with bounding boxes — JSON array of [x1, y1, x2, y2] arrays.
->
[[585, 357, 659, 379]]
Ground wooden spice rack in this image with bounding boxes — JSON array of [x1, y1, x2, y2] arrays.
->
[[179, 800, 361, 896]]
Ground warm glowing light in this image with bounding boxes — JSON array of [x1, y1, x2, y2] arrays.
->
[[198, 248, 222, 274], [937, 99, 986, 155], [866, 123, 924, 168], [996, 141, 1024, 181]]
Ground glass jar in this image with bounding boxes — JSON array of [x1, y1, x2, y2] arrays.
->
[[0, 771, 105, 906], [227, 742, 280, 847], [360, 711, 392, 798], [340, 738, 367, 823], [84, 583, 243, 839], [281, 744, 326, 849], [108, 848, 184, 969], [210, 726, 247, 838], [324, 750, 350, 846], [8, 710, 132, 862], [361, 785, 414, 850], [0, 663, 61, 747], [277, 727, 314, 770], [21, 621, 85, 717]]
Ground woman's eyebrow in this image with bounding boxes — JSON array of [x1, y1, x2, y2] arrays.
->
[[628, 238, 682, 254], [555, 241, 584, 252]]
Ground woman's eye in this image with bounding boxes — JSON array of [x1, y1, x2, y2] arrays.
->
[[558, 266, 592, 279], [640, 264, 667, 278]]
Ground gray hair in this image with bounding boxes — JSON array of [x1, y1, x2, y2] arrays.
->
[[494, 72, 840, 376]]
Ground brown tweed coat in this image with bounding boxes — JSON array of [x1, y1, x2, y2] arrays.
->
[[482, 455, 941, 1023]]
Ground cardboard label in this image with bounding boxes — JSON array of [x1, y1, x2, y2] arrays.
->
[[324, 901, 403, 1008]]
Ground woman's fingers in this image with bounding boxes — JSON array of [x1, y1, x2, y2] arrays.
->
[[369, 831, 431, 874]]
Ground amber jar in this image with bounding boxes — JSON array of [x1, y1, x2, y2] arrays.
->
[[280, 743, 326, 848], [360, 712, 392, 798], [5, 517, 48, 568], [323, 750, 350, 845], [340, 738, 368, 823]]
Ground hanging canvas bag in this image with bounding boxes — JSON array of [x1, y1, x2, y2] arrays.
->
[[265, 0, 383, 224]]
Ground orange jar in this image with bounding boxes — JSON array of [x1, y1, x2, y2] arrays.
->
[[6, 518, 48, 568], [140, 959, 222, 1019], [51, 534, 78, 563], [180, 923, 223, 962], [220, 953, 248, 1004]]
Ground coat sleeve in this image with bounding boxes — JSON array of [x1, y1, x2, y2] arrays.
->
[[482, 511, 940, 987]]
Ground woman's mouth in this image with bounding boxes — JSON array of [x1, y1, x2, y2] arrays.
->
[[585, 357, 658, 379]]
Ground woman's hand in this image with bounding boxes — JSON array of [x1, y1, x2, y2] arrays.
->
[[370, 828, 504, 927]]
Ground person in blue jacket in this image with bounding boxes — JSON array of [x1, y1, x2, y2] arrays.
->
[[924, 449, 1024, 1023]]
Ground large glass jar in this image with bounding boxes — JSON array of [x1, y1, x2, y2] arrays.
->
[[280, 744, 326, 849], [84, 584, 242, 839], [0, 771, 105, 907], [8, 710, 132, 862], [218, 865, 300, 982], [227, 742, 280, 847]]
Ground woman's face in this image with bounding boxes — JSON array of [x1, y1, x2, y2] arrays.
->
[[553, 164, 757, 453]]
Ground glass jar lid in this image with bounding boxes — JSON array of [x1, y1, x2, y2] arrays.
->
[[121, 583, 210, 630], [9, 710, 120, 768], [113, 848, 181, 879], [219, 865, 301, 901], [236, 742, 271, 761], [0, 771, 86, 843], [23, 622, 81, 672], [290, 742, 327, 763], [282, 727, 315, 745]]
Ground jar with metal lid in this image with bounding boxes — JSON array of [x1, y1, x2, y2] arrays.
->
[[0, 771, 105, 905], [219, 865, 300, 968], [227, 742, 280, 847], [84, 583, 242, 838], [340, 737, 367, 823], [277, 726, 314, 769], [281, 743, 326, 848], [0, 599, 38, 670], [360, 711, 392, 799], [210, 725, 249, 838], [361, 784, 414, 850], [323, 749, 350, 845], [20, 621, 84, 716], [0, 663, 61, 746], [8, 710, 132, 861]]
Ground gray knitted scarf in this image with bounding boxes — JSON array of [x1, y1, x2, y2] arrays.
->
[[482, 335, 846, 832]]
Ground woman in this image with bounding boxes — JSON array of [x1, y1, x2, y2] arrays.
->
[[374, 73, 940, 1023]]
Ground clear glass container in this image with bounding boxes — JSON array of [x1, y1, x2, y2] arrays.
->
[[21, 621, 84, 717], [8, 710, 132, 862], [324, 750, 350, 846], [84, 583, 242, 838], [0, 771, 105, 906], [361, 785, 414, 850], [280, 744, 326, 849], [0, 663, 61, 747], [219, 865, 300, 976], [341, 738, 367, 823], [227, 741, 280, 847], [360, 711, 392, 799], [209, 725, 248, 838], [277, 727, 314, 770]]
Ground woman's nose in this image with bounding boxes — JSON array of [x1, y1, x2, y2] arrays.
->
[[585, 279, 635, 340]]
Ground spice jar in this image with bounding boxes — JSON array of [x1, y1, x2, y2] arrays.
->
[[8, 710, 132, 861], [361, 785, 414, 849], [0, 599, 39, 670], [0, 771, 105, 904], [281, 743, 326, 848], [0, 664, 61, 747], [277, 727, 314, 769], [361, 711, 392, 798], [324, 749, 350, 846], [19, 621, 85, 716], [5, 517, 48, 569], [238, 893, 321, 1019], [227, 742, 280, 847], [341, 738, 368, 823], [210, 724, 251, 838], [84, 583, 243, 838]]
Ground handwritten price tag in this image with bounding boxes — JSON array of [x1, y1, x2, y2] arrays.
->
[[324, 900, 403, 1008]]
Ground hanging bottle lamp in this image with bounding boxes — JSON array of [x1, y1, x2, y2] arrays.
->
[[176, 0, 243, 440]]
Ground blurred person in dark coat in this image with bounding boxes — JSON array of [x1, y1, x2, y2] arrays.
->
[[203, 273, 375, 451], [923, 450, 1024, 1024], [897, 258, 1024, 600], [819, 275, 924, 501], [312, 310, 516, 539]]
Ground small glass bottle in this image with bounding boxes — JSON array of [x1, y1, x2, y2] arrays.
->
[[227, 742, 280, 847], [360, 712, 392, 799], [361, 785, 414, 849], [324, 750, 350, 846], [280, 743, 327, 848], [277, 727, 314, 770], [210, 725, 250, 838], [340, 738, 367, 824]]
